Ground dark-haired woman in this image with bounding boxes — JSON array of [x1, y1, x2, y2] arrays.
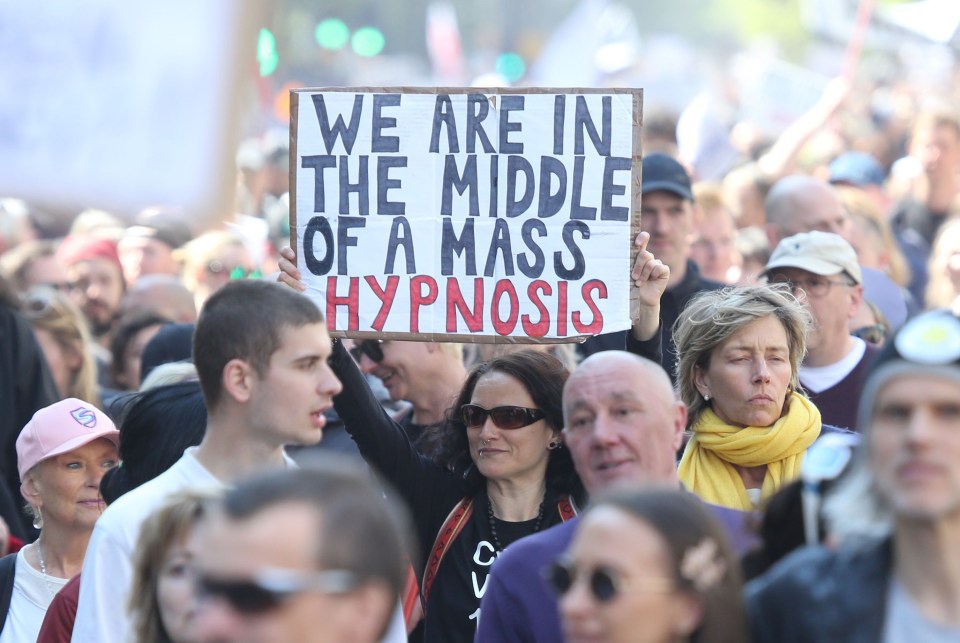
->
[[555, 488, 747, 643], [329, 343, 585, 643]]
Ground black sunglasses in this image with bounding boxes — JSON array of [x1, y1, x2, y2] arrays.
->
[[349, 339, 385, 363], [461, 404, 546, 430], [196, 568, 358, 614], [544, 559, 673, 603]]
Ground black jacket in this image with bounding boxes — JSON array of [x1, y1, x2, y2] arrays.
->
[[0, 304, 58, 540], [746, 538, 892, 643]]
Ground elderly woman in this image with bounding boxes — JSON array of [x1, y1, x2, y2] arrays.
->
[[0, 398, 119, 640], [554, 488, 746, 643], [674, 284, 822, 511]]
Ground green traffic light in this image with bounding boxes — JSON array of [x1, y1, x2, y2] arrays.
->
[[258, 28, 279, 76], [496, 53, 525, 83], [315, 18, 349, 50], [351, 26, 385, 57]]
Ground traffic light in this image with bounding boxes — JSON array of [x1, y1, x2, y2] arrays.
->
[[315, 18, 350, 50], [351, 26, 385, 57], [495, 52, 525, 83], [258, 28, 279, 76]]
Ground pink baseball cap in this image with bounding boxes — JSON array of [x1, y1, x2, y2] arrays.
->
[[16, 399, 120, 480]]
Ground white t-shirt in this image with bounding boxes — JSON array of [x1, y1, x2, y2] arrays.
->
[[799, 337, 867, 393], [71, 447, 407, 643], [0, 547, 68, 643], [884, 579, 960, 643], [72, 448, 222, 643]]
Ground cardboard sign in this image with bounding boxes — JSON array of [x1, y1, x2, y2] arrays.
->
[[291, 88, 642, 343]]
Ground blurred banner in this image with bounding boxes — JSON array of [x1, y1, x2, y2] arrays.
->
[[0, 1, 260, 225], [529, 0, 640, 87], [803, 0, 960, 49]]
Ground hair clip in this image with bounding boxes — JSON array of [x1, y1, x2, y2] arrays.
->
[[680, 538, 726, 592]]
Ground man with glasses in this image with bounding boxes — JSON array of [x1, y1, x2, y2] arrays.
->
[[342, 336, 467, 448], [194, 460, 413, 643], [763, 230, 877, 430], [748, 309, 960, 641]]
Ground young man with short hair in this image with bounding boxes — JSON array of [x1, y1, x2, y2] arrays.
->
[[72, 280, 343, 643]]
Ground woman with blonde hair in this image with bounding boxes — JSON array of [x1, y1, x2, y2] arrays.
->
[[130, 490, 219, 643], [673, 284, 826, 511], [21, 287, 100, 407], [0, 399, 119, 641], [175, 230, 257, 311], [924, 217, 960, 311]]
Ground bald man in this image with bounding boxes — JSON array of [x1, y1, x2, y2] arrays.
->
[[475, 352, 753, 643], [765, 175, 852, 248]]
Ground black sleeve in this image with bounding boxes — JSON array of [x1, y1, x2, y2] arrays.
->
[[624, 320, 663, 366], [0, 307, 58, 540], [328, 340, 464, 550]]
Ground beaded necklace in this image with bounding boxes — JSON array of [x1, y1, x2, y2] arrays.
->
[[486, 499, 546, 552]]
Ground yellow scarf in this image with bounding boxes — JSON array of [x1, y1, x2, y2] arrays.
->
[[678, 392, 822, 511]]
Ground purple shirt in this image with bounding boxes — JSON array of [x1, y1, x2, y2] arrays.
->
[[474, 503, 755, 643]]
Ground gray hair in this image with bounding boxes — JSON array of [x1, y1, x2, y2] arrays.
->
[[673, 284, 812, 429]]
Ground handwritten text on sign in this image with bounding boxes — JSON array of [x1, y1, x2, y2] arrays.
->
[[293, 89, 639, 340]]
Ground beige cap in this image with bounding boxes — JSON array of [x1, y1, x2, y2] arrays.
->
[[763, 231, 862, 285]]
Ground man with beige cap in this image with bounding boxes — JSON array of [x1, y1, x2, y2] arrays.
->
[[763, 230, 878, 430]]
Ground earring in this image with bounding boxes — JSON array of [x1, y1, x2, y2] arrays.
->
[[703, 393, 711, 402], [547, 439, 561, 450], [32, 507, 42, 530]]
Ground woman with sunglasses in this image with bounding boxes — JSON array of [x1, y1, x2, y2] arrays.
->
[[327, 342, 585, 643], [554, 488, 746, 643]]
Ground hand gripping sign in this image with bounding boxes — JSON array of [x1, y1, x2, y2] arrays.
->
[[290, 87, 643, 344]]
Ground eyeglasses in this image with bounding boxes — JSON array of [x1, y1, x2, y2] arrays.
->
[[852, 323, 887, 345], [196, 568, 359, 614], [544, 559, 673, 603], [349, 339, 385, 363], [461, 404, 545, 430], [767, 275, 853, 298]]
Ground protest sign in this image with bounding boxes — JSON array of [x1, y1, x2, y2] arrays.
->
[[291, 87, 642, 342]]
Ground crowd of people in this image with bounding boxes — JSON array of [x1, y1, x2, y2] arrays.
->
[[0, 76, 959, 643]]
